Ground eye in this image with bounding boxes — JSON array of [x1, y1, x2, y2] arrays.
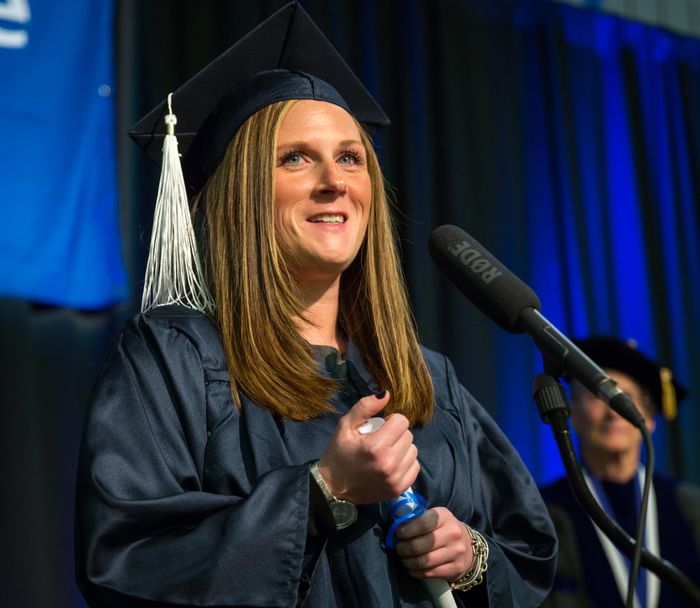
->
[[278, 150, 304, 166], [338, 149, 365, 165]]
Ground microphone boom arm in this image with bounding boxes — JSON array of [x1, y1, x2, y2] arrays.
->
[[519, 308, 645, 428]]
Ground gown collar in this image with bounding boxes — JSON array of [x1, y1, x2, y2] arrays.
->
[[310, 339, 379, 396]]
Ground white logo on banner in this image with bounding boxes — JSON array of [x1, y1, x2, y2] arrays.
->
[[0, 0, 31, 48]]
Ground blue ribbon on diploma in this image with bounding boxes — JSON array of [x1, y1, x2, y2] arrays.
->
[[384, 489, 428, 549]]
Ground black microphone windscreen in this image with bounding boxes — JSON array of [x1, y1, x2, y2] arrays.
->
[[428, 225, 541, 333]]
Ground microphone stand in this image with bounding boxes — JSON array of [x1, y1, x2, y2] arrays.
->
[[533, 370, 700, 606]]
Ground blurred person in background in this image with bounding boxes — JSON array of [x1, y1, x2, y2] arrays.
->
[[540, 335, 700, 608]]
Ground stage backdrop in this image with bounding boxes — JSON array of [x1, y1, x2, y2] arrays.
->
[[0, 0, 126, 308], [1, 1, 699, 607]]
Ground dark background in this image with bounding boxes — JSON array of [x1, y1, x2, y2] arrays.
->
[[2, 1, 699, 606]]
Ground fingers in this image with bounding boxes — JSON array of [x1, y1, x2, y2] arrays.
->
[[370, 412, 410, 446], [359, 413, 416, 494], [393, 439, 420, 484], [395, 507, 440, 540], [403, 547, 463, 579], [377, 444, 420, 496], [342, 392, 411, 441], [342, 391, 391, 428], [395, 508, 474, 581]]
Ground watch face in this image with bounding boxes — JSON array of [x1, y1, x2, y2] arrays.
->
[[330, 500, 358, 530]]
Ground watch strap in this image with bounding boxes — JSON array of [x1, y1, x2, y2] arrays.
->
[[308, 468, 336, 536], [309, 461, 337, 504]]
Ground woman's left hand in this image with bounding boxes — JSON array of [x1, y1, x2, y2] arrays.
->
[[394, 507, 474, 581]]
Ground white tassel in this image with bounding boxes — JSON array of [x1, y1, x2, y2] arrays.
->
[[141, 94, 215, 314]]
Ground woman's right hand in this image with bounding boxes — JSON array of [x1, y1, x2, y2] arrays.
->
[[316, 391, 420, 505]]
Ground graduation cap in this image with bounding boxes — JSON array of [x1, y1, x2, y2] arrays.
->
[[573, 336, 688, 421], [129, 1, 390, 314], [130, 0, 390, 195]]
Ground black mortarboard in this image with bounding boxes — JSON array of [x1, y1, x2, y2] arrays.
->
[[129, 1, 390, 195], [573, 336, 688, 420]]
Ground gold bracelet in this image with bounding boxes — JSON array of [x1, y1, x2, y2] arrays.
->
[[449, 524, 489, 592]]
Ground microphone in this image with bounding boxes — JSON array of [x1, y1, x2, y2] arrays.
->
[[428, 224, 644, 428]]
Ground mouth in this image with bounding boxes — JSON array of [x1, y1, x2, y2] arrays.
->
[[307, 213, 347, 224], [602, 423, 632, 434]]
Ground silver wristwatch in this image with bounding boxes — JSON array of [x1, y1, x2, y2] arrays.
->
[[309, 461, 357, 530]]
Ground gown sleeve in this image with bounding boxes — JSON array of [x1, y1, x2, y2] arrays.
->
[[438, 355, 557, 607], [75, 311, 321, 607]]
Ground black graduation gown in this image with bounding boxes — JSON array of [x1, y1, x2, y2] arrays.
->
[[540, 473, 700, 607], [75, 305, 556, 607]]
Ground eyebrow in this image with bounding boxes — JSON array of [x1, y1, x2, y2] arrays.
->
[[276, 139, 365, 150]]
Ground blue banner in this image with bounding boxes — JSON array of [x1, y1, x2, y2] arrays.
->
[[0, 0, 127, 309]]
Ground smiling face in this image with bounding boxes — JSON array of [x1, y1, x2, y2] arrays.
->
[[570, 370, 656, 462], [274, 100, 372, 285]]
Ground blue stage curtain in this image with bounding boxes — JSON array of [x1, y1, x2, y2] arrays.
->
[[506, 3, 700, 483]]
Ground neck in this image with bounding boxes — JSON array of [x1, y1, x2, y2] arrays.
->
[[582, 446, 641, 484], [294, 275, 344, 351]]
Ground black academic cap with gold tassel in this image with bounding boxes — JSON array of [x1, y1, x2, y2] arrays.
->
[[572, 336, 688, 420]]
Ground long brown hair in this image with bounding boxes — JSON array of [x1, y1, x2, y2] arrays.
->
[[196, 100, 434, 425]]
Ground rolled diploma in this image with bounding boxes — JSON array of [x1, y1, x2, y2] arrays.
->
[[358, 417, 457, 608]]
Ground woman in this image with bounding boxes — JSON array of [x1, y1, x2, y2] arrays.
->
[[76, 3, 556, 606]]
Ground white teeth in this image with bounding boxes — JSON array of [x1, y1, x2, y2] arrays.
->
[[309, 214, 345, 223]]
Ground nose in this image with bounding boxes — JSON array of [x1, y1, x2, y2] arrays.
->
[[326, 178, 347, 195], [603, 407, 628, 424], [316, 161, 347, 196]]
